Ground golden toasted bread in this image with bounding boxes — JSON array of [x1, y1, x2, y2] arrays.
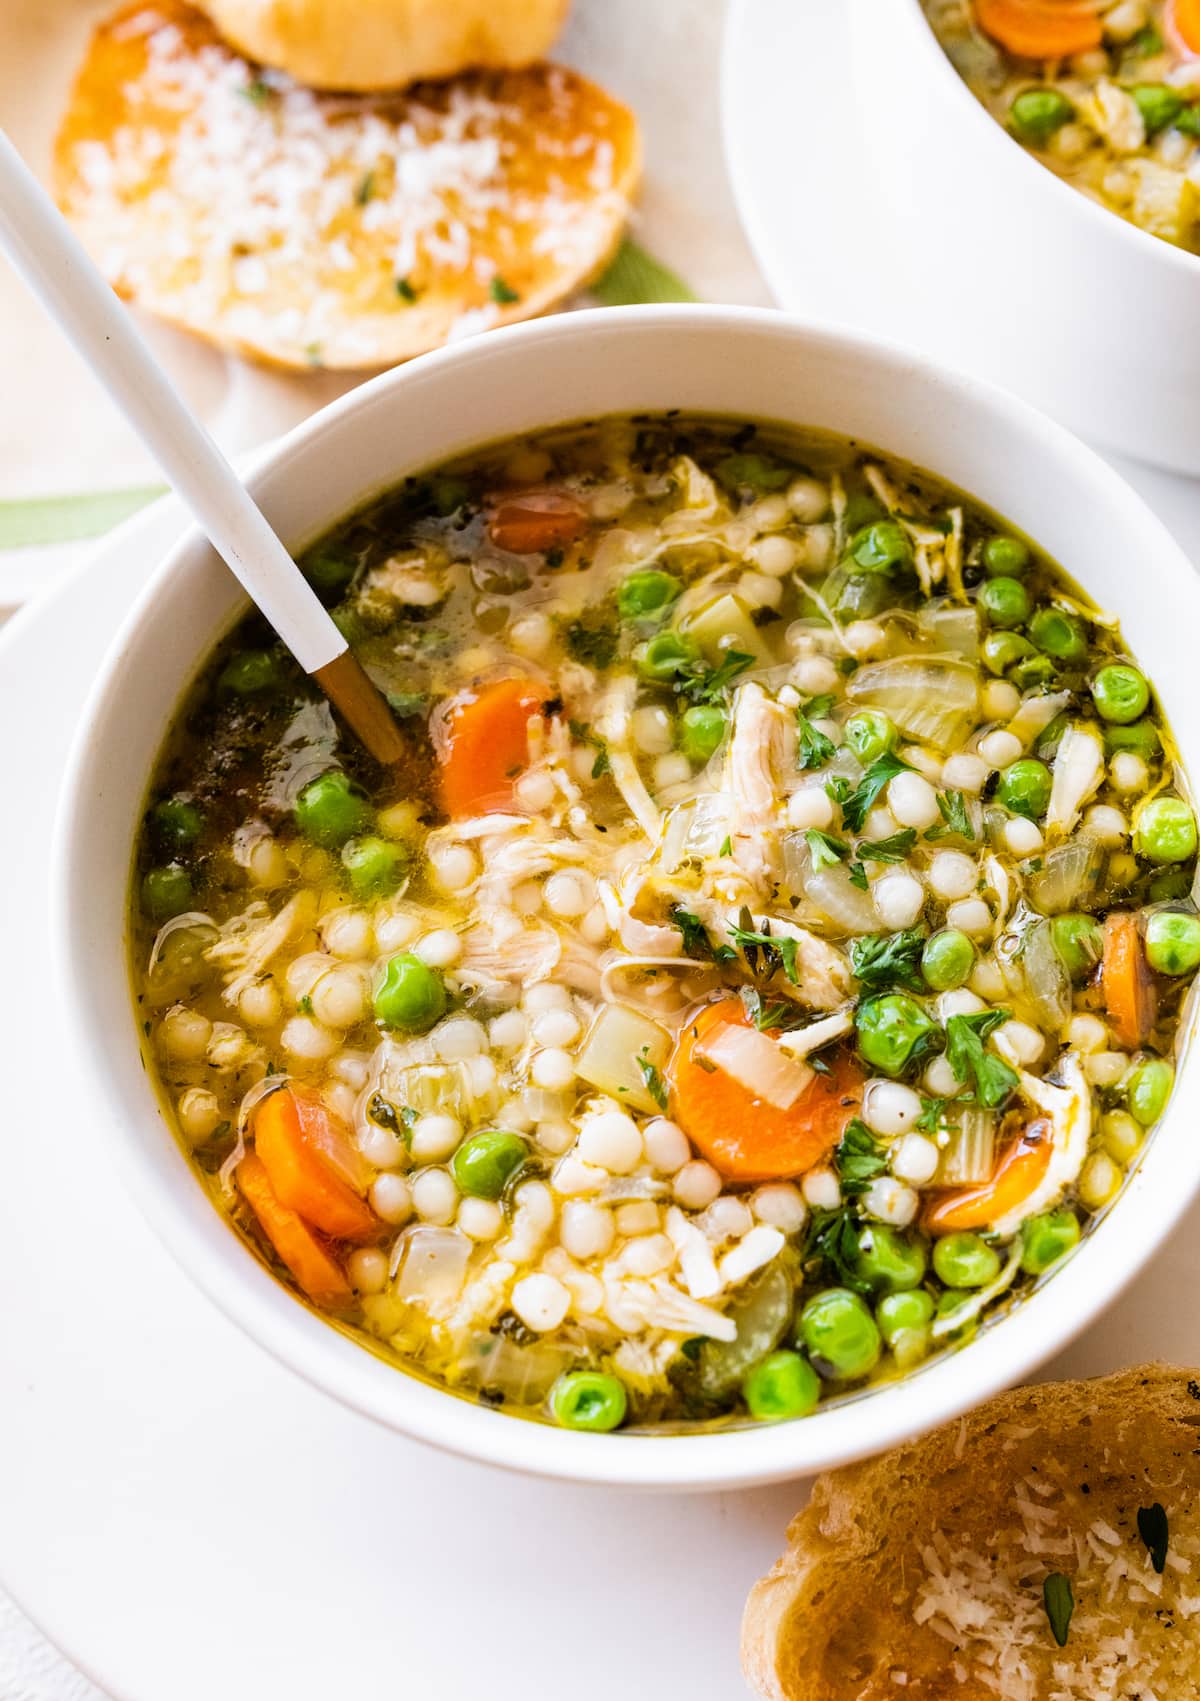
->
[[195, 0, 570, 92], [54, 1, 639, 371], [743, 1364, 1200, 1701]]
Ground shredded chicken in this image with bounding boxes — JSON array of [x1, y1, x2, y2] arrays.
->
[[725, 682, 794, 889]]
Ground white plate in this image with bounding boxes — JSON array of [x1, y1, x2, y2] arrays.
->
[[720, 0, 1200, 563], [4, 455, 1200, 1701]]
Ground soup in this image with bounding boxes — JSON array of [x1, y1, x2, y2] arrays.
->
[[923, 0, 1200, 253], [131, 415, 1197, 1432]]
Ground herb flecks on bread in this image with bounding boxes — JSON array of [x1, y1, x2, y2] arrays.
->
[[743, 1366, 1200, 1701], [54, 1, 639, 370]]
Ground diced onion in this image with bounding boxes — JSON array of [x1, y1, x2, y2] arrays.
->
[[936, 1108, 996, 1186], [846, 655, 978, 749], [783, 834, 879, 933], [1021, 919, 1072, 1034], [1027, 835, 1103, 915], [699, 1022, 814, 1110], [1047, 725, 1104, 836]]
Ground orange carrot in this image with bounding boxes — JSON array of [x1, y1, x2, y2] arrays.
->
[[253, 1087, 378, 1243], [1102, 911, 1157, 1050], [437, 676, 548, 818], [924, 1119, 1053, 1235], [488, 489, 587, 555], [974, 0, 1102, 58], [670, 999, 864, 1183], [237, 1153, 353, 1305], [1169, 0, 1200, 53]]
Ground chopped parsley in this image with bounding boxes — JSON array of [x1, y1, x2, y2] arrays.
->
[[564, 612, 619, 669], [355, 171, 376, 206], [719, 835, 733, 858], [805, 828, 848, 872], [925, 788, 975, 842], [240, 77, 273, 105], [796, 693, 837, 770], [849, 927, 926, 992], [916, 1095, 962, 1135], [857, 828, 917, 864], [395, 276, 420, 303], [638, 1049, 669, 1112], [386, 689, 429, 718], [847, 861, 869, 891], [671, 906, 737, 964], [839, 751, 912, 834], [489, 274, 521, 304], [1137, 1502, 1169, 1575], [1042, 1573, 1074, 1648], [728, 908, 801, 984], [679, 650, 755, 706], [802, 1207, 871, 1293], [835, 1119, 889, 1196], [945, 1008, 1018, 1108], [297, 994, 314, 1015]]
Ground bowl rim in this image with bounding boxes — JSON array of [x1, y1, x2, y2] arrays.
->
[[895, 0, 1200, 279], [52, 302, 1200, 1490]]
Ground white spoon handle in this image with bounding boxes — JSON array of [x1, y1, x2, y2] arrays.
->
[[0, 127, 344, 674]]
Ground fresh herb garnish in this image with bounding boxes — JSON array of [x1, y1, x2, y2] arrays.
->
[[395, 276, 420, 303], [297, 994, 313, 1015], [925, 788, 975, 842], [670, 906, 736, 964], [728, 908, 800, 985], [367, 1093, 403, 1134], [835, 1119, 889, 1196], [847, 861, 869, 891], [805, 828, 848, 872], [355, 171, 376, 206], [858, 828, 917, 864], [489, 274, 521, 304], [849, 927, 927, 992], [719, 834, 733, 858], [740, 986, 802, 1032], [386, 689, 429, 718], [680, 1336, 705, 1362], [564, 612, 619, 669], [1042, 1573, 1074, 1648], [1137, 1502, 1169, 1575], [916, 1095, 962, 1135], [679, 650, 755, 706], [945, 1008, 1018, 1108], [591, 745, 611, 778], [802, 1207, 871, 1294], [840, 752, 912, 834], [240, 77, 273, 105], [796, 693, 837, 770], [638, 1048, 669, 1111], [1125, 22, 1164, 57]]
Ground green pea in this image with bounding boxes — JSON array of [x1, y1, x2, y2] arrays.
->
[[149, 798, 203, 856], [1020, 1209, 1081, 1275], [1144, 910, 1200, 976], [636, 631, 699, 683], [217, 649, 283, 696], [833, 573, 892, 621], [1029, 607, 1088, 663], [1091, 663, 1150, 725], [982, 631, 1036, 677], [845, 710, 897, 764], [451, 1129, 528, 1199], [618, 569, 682, 621], [1134, 796, 1197, 865], [982, 535, 1030, 578], [847, 520, 912, 573], [301, 547, 356, 600], [294, 770, 372, 848], [677, 703, 727, 763], [996, 758, 1052, 820], [797, 1288, 881, 1381], [921, 929, 975, 992], [1009, 86, 1076, 145], [431, 475, 473, 516], [713, 452, 793, 494], [341, 835, 405, 898], [141, 864, 194, 921], [1049, 913, 1103, 981], [855, 994, 937, 1076], [1125, 1054, 1173, 1125], [1130, 83, 1186, 136], [933, 1232, 1001, 1289], [1104, 719, 1160, 759], [843, 491, 887, 531], [742, 1350, 821, 1422], [877, 1288, 935, 1345], [372, 952, 446, 1031], [550, 1371, 627, 1432], [978, 576, 1031, 629], [890, 1323, 932, 1372], [1149, 867, 1191, 903], [851, 1224, 928, 1294], [1009, 652, 1060, 690]]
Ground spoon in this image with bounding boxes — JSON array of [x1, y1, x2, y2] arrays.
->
[[0, 127, 405, 766]]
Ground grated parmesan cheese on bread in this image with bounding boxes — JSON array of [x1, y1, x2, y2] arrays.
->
[[54, 1, 639, 369], [742, 1365, 1200, 1701]]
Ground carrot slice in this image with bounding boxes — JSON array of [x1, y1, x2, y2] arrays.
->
[[237, 1153, 353, 1305], [670, 999, 864, 1183], [253, 1087, 378, 1243], [1169, 0, 1200, 53], [1102, 911, 1157, 1050], [924, 1119, 1053, 1235], [488, 489, 587, 555], [437, 676, 548, 818], [974, 0, 1102, 58]]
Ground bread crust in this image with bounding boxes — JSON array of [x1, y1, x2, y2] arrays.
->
[[196, 0, 570, 92], [743, 1364, 1200, 1701], [55, 1, 638, 371]]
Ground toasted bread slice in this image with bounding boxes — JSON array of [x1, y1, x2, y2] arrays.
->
[[743, 1364, 1200, 1701], [194, 0, 570, 93], [54, 1, 639, 370]]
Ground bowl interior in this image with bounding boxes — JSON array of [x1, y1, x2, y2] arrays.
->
[[55, 305, 1200, 1487]]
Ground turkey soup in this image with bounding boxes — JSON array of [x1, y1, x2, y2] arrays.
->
[[131, 416, 1197, 1432]]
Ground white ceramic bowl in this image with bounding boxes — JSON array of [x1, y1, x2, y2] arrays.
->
[[848, 0, 1200, 477], [55, 306, 1200, 1489]]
